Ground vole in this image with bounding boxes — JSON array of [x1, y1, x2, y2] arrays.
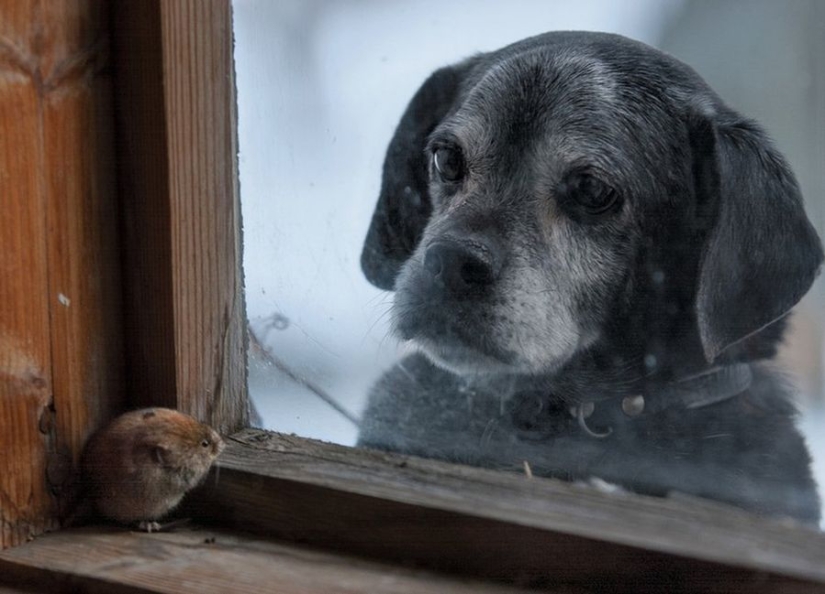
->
[[80, 407, 225, 531]]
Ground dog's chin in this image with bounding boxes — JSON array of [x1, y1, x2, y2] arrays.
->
[[410, 338, 562, 377]]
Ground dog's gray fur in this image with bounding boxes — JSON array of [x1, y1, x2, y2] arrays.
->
[[358, 32, 823, 522]]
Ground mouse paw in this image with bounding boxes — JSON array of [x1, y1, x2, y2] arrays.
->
[[136, 520, 162, 533]]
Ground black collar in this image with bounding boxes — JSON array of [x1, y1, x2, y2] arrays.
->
[[571, 363, 754, 438], [508, 363, 754, 440]]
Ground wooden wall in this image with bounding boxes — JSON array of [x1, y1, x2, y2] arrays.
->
[[0, 0, 124, 549]]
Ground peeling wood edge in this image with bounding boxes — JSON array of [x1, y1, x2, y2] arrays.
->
[[184, 429, 825, 591]]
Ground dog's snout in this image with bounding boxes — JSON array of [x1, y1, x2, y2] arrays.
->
[[423, 240, 501, 295]]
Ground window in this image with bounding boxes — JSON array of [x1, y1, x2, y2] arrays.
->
[[235, 0, 825, 526]]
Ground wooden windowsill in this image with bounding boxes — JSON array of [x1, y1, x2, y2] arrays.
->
[[3, 429, 825, 592], [193, 430, 825, 592], [0, 525, 536, 594]]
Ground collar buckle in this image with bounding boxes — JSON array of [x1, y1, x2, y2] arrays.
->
[[570, 363, 753, 439]]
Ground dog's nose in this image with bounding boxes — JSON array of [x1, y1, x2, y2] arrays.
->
[[423, 240, 501, 295]]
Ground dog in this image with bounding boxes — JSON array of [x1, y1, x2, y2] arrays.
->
[[357, 31, 823, 523]]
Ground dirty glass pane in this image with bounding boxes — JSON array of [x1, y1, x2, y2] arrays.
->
[[233, 0, 825, 527]]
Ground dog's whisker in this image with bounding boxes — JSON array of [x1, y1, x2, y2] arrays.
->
[[364, 305, 395, 339], [376, 329, 399, 354]]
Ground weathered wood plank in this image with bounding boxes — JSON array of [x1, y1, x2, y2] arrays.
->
[[0, 0, 122, 549], [113, 0, 246, 434], [41, 0, 125, 503], [0, 0, 54, 546], [160, 0, 245, 432], [188, 430, 825, 592], [0, 526, 542, 594]]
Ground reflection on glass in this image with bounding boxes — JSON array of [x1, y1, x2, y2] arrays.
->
[[234, 0, 825, 526]]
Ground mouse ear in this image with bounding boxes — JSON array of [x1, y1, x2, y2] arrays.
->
[[691, 111, 823, 361], [360, 60, 476, 290], [151, 445, 169, 467]]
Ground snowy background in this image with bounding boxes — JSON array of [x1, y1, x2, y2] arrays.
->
[[233, 0, 824, 523]]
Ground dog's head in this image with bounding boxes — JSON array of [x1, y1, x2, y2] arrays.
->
[[361, 32, 822, 377]]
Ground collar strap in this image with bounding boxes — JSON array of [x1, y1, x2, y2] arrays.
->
[[572, 363, 753, 439]]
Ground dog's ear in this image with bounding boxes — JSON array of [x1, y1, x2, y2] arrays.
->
[[361, 61, 474, 290], [691, 112, 823, 361]]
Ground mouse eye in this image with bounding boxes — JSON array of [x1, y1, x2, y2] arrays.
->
[[557, 170, 621, 218], [433, 145, 465, 183], [201, 439, 211, 448]]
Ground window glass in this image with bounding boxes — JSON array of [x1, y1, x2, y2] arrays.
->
[[234, 0, 825, 527]]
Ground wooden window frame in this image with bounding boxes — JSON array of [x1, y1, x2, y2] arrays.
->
[[2, 1, 825, 592]]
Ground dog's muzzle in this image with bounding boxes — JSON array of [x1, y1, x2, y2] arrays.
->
[[422, 237, 503, 298]]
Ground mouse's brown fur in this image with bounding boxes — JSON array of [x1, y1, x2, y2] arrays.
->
[[80, 408, 224, 526]]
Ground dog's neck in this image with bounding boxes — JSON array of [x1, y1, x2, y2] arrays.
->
[[569, 362, 753, 438], [505, 361, 754, 440]]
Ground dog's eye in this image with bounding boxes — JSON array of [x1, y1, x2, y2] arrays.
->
[[558, 171, 620, 217], [433, 146, 465, 183]]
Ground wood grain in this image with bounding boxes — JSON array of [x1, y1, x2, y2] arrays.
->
[[0, 526, 541, 594], [188, 430, 825, 593], [113, 0, 246, 434], [0, 0, 122, 549], [161, 0, 245, 432]]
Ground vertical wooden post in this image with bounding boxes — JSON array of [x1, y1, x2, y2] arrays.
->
[[0, 0, 123, 548], [161, 0, 246, 431], [114, 0, 247, 434]]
